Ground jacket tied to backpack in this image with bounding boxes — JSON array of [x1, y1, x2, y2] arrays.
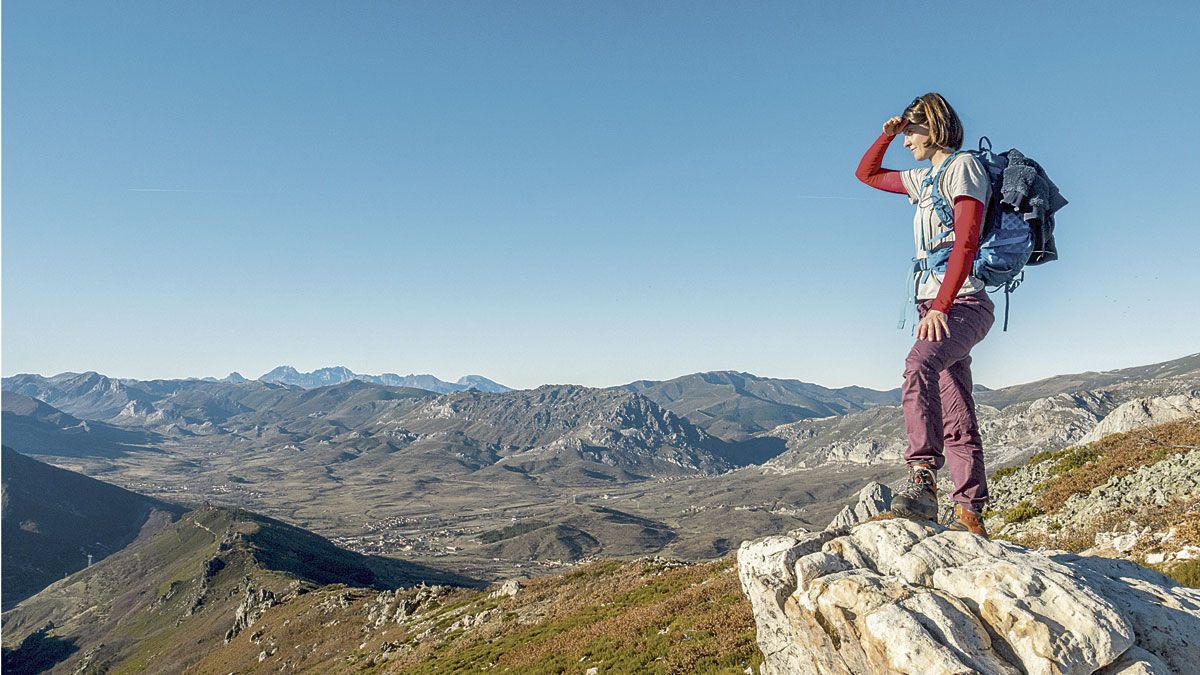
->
[[999, 148, 1068, 266]]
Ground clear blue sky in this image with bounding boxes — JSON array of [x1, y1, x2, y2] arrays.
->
[[4, 2, 1197, 391]]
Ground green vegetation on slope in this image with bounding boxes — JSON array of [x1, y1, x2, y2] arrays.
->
[[2, 506, 479, 674], [382, 555, 761, 674], [477, 520, 550, 544], [189, 554, 763, 674], [991, 418, 1200, 587], [1033, 420, 1199, 512]]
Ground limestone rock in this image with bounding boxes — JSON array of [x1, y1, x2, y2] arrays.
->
[[1096, 646, 1173, 674], [1081, 395, 1200, 444], [488, 579, 522, 599], [735, 531, 840, 672], [1052, 553, 1200, 675], [826, 482, 892, 531], [738, 518, 1200, 675], [224, 587, 278, 644]]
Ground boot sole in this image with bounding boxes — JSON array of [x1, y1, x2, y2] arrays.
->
[[946, 523, 990, 539]]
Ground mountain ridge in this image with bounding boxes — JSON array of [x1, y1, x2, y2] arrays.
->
[[615, 370, 901, 440], [258, 365, 511, 393]]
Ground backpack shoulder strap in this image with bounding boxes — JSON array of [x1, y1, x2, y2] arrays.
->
[[922, 152, 965, 221], [920, 151, 966, 252]]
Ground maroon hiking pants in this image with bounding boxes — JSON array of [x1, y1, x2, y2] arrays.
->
[[902, 290, 995, 511]]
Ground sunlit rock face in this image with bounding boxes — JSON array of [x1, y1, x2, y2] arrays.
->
[[738, 518, 1200, 675]]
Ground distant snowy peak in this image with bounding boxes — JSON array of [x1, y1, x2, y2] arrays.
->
[[257, 366, 510, 393], [455, 375, 510, 393], [259, 365, 303, 383]]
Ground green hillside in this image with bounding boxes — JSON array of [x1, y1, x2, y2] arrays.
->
[[2, 506, 478, 674]]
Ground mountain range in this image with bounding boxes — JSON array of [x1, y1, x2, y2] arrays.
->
[[761, 352, 1200, 472], [257, 365, 511, 393], [616, 370, 903, 440], [1, 354, 1194, 578], [3, 352, 1199, 672]]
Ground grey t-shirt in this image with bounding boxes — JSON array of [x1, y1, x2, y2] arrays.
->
[[900, 153, 991, 301]]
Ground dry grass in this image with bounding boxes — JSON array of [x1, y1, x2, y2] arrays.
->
[[1012, 508, 1128, 553], [1128, 498, 1200, 557], [1035, 419, 1200, 513], [372, 555, 761, 674]]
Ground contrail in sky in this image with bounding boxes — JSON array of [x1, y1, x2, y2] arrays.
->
[[794, 194, 873, 201], [128, 188, 868, 199], [127, 187, 259, 194]]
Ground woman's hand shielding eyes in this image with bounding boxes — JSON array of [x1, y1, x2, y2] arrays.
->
[[917, 309, 951, 342], [883, 116, 909, 136]]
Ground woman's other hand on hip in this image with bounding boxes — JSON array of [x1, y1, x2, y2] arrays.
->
[[917, 309, 951, 342]]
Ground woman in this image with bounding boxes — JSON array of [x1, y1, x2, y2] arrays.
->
[[854, 92, 995, 538]]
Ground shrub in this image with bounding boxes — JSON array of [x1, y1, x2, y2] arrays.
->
[[1047, 445, 1100, 476], [1003, 501, 1041, 524], [991, 466, 1020, 481], [1162, 559, 1200, 587], [1027, 448, 1069, 467]]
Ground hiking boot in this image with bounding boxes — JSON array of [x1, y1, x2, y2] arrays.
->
[[890, 463, 938, 521], [947, 503, 989, 539]]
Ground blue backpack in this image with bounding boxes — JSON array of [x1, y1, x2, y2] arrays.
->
[[912, 136, 1059, 331]]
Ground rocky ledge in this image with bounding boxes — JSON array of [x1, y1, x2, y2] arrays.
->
[[738, 518, 1200, 674]]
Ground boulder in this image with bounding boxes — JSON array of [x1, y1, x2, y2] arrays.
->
[[826, 482, 892, 531], [738, 518, 1200, 674], [1081, 395, 1200, 444], [487, 579, 522, 599]]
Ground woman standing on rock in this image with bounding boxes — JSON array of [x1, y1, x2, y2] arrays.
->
[[854, 93, 994, 538]]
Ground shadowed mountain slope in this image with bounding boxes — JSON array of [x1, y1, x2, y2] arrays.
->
[[1, 391, 162, 458], [1, 446, 186, 610]]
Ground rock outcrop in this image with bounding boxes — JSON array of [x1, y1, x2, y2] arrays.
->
[[983, 417, 1200, 569], [826, 482, 892, 531], [1080, 395, 1200, 444], [738, 518, 1200, 674], [488, 579, 522, 599], [224, 587, 278, 643]]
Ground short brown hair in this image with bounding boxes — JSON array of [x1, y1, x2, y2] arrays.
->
[[903, 93, 964, 151]]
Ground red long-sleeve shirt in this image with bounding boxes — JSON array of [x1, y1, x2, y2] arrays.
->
[[855, 132, 983, 314]]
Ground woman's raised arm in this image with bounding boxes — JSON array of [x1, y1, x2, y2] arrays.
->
[[854, 117, 908, 194]]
